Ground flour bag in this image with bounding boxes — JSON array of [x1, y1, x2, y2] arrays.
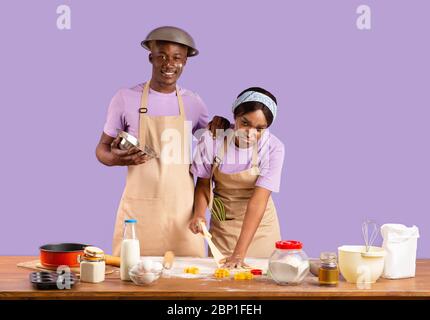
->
[[380, 224, 420, 279]]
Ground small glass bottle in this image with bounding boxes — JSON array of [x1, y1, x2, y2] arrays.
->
[[120, 219, 140, 281], [79, 247, 105, 283], [318, 252, 339, 286]]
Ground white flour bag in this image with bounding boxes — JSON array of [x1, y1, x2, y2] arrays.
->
[[381, 224, 420, 279]]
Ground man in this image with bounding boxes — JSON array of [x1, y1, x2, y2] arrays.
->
[[96, 26, 228, 257]]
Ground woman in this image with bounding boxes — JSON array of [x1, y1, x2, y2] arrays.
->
[[189, 87, 285, 268]]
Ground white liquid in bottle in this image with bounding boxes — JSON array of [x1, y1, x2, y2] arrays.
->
[[120, 219, 140, 281], [120, 239, 140, 281]]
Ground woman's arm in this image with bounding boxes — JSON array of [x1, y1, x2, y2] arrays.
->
[[189, 177, 211, 234], [223, 186, 272, 268]]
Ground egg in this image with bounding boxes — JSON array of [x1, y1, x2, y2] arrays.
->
[[140, 272, 157, 284], [139, 259, 153, 272], [151, 262, 163, 273]]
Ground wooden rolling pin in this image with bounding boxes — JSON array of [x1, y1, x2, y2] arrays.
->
[[105, 252, 175, 269], [163, 251, 175, 269], [104, 255, 120, 267]]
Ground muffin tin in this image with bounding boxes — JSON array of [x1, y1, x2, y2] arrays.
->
[[30, 271, 78, 290]]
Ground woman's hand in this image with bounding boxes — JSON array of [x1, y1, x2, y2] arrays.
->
[[189, 215, 206, 234], [221, 253, 249, 269], [207, 116, 230, 139]]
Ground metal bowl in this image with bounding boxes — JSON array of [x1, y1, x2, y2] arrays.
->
[[309, 258, 321, 277], [117, 131, 139, 151]]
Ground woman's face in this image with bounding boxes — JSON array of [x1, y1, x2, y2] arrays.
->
[[234, 110, 268, 147]]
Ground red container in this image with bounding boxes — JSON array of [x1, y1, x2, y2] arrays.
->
[[39, 243, 89, 268]]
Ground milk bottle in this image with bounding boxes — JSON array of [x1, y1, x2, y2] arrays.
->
[[120, 219, 140, 281]]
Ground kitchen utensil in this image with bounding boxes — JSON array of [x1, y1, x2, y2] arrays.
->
[[105, 255, 121, 267], [309, 258, 321, 277], [117, 130, 159, 159], [129, 269, 162, 286], [30, 271, 78, 290], [210, 197, 226, 222], [338, 245, 385, 284], [17, 260, 116, 275], [141, 26, 199, 57], [39, 243, 89, 268], [141, 144, 159, 159], [117, 130, 139, 150], [199, 220, 225, 267], [163, 251, 175, 269], [362, 219, 378, 252]]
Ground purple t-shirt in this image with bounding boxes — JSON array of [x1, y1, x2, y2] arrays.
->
[[103, 82, 209, 138], [190, 129, 285, 192]]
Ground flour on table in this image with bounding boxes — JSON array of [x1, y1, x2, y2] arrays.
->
[[142, 256, 269, 279]]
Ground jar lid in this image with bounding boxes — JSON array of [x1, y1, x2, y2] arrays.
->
[[83, 246, 104, 258], [250, 269, 263, 275], [81, 255, 105, 262], [275, 240, 303, 250]]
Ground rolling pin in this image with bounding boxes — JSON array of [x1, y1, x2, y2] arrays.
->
[[104, 255, 120, 267], [163, 251, 175, 269]]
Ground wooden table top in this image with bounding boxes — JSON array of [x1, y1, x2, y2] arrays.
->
[[1, 256, 429, 300]]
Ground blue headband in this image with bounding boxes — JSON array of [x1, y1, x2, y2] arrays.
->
[[232, 91, 277, 120]]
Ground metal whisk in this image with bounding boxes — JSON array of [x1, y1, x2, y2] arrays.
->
[[362, 219, 378, 252]]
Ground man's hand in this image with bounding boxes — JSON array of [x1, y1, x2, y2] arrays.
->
[[96, 132, 149, 166], [110, 136, 149, 166], [207, 116, 230, 139]]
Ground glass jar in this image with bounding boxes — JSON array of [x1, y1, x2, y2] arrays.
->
[[268, 240, 310, 285], [318, 252, 339, 286], [79, 247, 105, 283]]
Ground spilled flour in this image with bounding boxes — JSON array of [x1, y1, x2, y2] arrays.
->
[[142, 256, 269, 279]]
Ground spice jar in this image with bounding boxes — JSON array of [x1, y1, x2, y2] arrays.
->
[[318, 252, 339, 286], [79, 246, 105, 283], [268, 240, 310, 285]]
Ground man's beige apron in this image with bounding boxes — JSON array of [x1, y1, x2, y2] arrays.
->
[[112, 81, 205, 257], [208, 138, 281, 258]]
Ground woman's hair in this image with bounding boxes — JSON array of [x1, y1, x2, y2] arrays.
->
[[233, 87, 277, 127]]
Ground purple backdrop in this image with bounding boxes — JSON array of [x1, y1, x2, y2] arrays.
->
[[0, 0, 428, 258]]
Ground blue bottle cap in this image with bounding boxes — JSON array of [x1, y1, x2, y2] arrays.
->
[[124, 219, 137, 223]]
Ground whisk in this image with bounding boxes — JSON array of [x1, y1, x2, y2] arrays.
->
[[362, 219, 378, 252]]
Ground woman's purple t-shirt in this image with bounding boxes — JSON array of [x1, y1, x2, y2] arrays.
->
[[191, 130, 285, 192]]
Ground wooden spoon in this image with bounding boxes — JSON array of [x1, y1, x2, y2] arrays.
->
[[199, 220, 225, 267]]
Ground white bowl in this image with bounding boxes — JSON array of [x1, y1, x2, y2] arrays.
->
[[338, 245, 385, 284]]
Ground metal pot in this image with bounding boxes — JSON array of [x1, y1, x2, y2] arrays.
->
[[39, 243, 89, 268]]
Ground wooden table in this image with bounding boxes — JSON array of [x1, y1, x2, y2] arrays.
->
[[1, 256, 429, 300]]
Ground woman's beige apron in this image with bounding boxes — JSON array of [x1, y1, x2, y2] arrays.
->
[[208, 138, 281, 258], [112, 81, 205, 257]]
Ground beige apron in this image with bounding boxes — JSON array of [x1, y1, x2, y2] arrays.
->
[[112, 81, 205, 257], [208, 138, 281, 258]]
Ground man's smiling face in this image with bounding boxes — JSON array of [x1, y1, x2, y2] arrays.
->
[[149, 41, 188, 89]]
